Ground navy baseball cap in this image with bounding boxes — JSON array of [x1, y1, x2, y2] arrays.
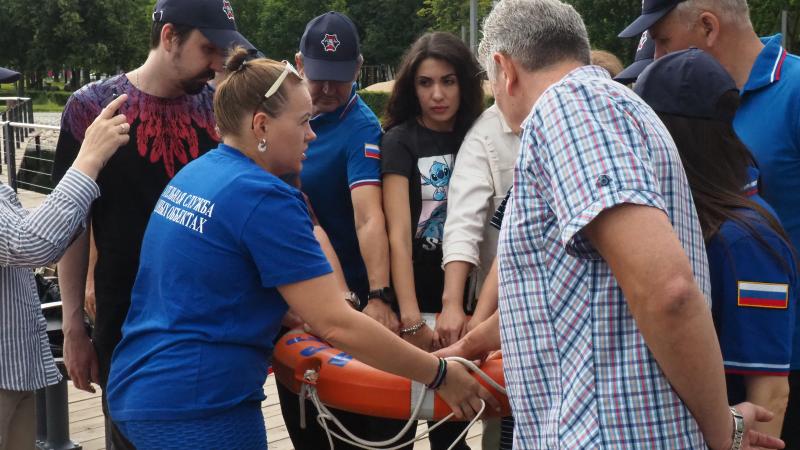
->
[[0, 67, 20, 84], [614, 32, 655, 84], [152, 0, 255, 52], [619, 0, 686, 38], [300, 12, 361, 82], [635, 48, 738, 122]]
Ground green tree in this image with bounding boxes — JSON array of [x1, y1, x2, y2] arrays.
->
[[348, 0, 430, 65], [231, 0, 267, 51], [253, 0, 339, 61], [82, 0, 153, 73], [565, 0, 642, 64], [418, 0, 493, 36], [0, 0, 32, 78], [750, 0, 800, 52]]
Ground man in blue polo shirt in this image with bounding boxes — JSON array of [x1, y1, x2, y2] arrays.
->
[[275, 11, 397, 450], [621, 0, 800, 445]]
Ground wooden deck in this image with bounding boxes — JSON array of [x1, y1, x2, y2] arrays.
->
[[66, 374, 484, 449]]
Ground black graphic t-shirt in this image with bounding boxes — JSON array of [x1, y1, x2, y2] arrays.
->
[[381, 120, 461, 312], [52, 75, 219, 354]]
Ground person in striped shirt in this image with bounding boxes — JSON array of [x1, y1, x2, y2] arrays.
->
[[0, 94, 129, 450]]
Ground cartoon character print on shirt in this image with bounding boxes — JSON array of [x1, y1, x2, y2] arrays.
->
[[63, 75, 219, 179], [416, 155, 453, 251]]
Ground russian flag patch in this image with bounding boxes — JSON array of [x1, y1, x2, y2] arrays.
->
[[364, 143, 381, 160], [737, 281, 789, 309]]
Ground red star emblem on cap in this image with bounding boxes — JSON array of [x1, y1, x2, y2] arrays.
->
[[222, 0, 235, 21], [321, 34, 341, 53]]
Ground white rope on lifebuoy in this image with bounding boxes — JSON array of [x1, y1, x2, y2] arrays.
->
[[301, 356, 507, 450]]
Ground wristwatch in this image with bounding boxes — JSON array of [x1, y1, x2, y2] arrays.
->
[[344, 291, 361, 310], [729, 406, 744, 450], [368, 287, 396, 306]]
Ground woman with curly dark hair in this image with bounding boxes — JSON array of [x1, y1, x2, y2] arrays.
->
[[380, 32, 485, 450]]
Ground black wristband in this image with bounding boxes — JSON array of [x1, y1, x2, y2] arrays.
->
[[427, 358, 448, 390], [368, 287, 396, 306]]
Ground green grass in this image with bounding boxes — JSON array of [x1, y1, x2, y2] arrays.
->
[[1, 85, 67, 113], [32, 101, 65, 113]]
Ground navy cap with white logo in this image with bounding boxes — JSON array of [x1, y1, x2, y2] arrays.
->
[[0, 67, 20, 84], [635, 48, 738, 122], [152, 0, 255, 52], [619, 0, 686, 38], [614, 32, 655, 84], [300, 11, 361, 82]]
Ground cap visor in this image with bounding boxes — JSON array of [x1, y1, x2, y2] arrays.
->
[[200, 28, 255, 52], [618, 8, 672, 38], [0, 67, 21, 84], [613, 58, 654, 84], [302, 56, 358, 82]]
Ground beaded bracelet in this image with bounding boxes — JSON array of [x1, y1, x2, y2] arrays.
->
[[400, 320, 426, 336], [427, 358, 448, 390]]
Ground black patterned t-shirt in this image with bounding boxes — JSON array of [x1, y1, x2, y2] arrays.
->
[[52, 75, 219, 354]]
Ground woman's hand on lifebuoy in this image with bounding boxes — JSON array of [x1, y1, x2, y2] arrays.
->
[[438, 361, 501, 420], [362, 300, 401, 333], [434, 305, 467, 349], [403, 324, 436, 352], [433, 337, 487, 363]]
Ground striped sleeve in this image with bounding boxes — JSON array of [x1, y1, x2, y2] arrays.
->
[[0, 168, 99, 268], [491, 189, 512, 230], [346, 121, 383, 190]]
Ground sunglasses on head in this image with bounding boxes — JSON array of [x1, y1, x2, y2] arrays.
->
[[264, 60, 301, 99]]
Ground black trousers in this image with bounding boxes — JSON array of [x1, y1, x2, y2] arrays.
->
[[96, 335, 137, 450], [781, 370, 800, 449], [379, 416, 472, 450], [276, 380, 471, 450]]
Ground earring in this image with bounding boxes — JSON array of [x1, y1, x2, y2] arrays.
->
[[258, 139, 268, 153]]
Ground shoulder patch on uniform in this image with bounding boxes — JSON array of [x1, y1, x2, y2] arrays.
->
[[364, 143, 381, 160], [737, 281, 789, 309]]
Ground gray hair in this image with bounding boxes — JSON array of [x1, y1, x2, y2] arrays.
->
[[478, 0, 591, 80], [675, 0, 751, 28]]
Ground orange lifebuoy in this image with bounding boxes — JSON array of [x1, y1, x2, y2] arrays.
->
[[272, 329, 511, 421]]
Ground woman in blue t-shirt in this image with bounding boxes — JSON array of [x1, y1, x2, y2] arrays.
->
[[636, 49, 798, 439], [381, 32, 485, 450], [105, 48, 499, 450]]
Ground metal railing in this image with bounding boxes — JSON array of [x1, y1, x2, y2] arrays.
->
[[360, 64, 396, 87], [0, 113, 80, 450], [0, 97, 35, 175], [1, 120, 60, 192]]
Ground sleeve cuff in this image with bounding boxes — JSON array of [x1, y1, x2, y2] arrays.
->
[[261, 261, 333, 288], [349, 179, 382, 190], [53, 168, 101, 215], [442, 246, 481, 268], [561, 189, 667, 259]]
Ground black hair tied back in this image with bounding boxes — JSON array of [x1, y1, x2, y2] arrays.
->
[[224, 46, 252, 75]]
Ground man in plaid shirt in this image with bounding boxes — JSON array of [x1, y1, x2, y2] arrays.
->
[[477, 1, 785, 448]]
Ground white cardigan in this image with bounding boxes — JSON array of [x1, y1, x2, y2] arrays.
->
[[443, 105, 521, 295]]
